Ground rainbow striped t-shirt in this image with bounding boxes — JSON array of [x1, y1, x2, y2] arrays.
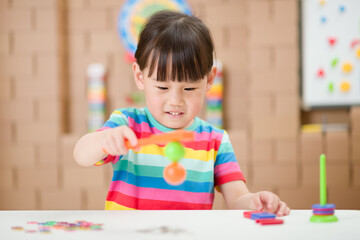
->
[[96, 107, 245, 210]]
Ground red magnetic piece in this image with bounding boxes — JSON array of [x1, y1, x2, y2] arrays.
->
[[243, 211, 263, 219], [256, 219, 284, 225], [328, 37, 337, 46]]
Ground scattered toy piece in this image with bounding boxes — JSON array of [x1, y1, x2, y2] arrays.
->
[[251, 212, 276, 220], [11, 220, 103, 234], [256, 218, 284, 225], [243, 211, 263, 219]]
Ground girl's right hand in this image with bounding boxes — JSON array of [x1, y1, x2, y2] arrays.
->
[[102, 126, 138, 156]]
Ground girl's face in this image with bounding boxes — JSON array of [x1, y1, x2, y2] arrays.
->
[[133, 62, 216, 129]]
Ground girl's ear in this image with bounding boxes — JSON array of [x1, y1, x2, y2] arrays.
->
[[206, 66, 217, 91], [133, 62, 144, 90]]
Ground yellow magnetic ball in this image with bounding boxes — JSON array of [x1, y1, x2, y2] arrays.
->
[[342, 62, 353, 73], [340, 81, 351, 92], [320, 0, 326, 5]]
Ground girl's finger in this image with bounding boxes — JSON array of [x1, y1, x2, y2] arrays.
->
[[122, 127, 138, 147], [276, 201, 287, 216], [253, 194, 263, 211]]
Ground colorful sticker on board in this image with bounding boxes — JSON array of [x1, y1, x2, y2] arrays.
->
[[350, 39, 360, 48], [340, 81, 351, 92], [356, 47, 360, 59], [317, 68, 325, 78], [328, 82, 334, 92], [342, 62, 353, 73], [328, 37, 337, 46], [118, 0, 192, 58], [339, 4, 345, 13], [330, 57, 339, 68]]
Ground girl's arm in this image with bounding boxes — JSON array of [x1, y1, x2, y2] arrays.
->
[[73, 126, 138, 167]]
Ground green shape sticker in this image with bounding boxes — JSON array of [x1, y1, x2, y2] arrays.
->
[[328, 82, 334, 92], [331, 58, 338, 68]]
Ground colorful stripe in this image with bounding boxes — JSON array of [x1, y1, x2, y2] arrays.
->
[[96, 107, 245, 210]]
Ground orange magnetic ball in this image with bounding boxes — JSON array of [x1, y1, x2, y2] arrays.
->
[[163, 162, 186, 186]]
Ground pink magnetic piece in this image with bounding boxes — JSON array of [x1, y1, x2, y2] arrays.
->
[[312, 208, 335, 212]]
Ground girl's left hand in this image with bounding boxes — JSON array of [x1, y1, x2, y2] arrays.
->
[[251, 191, 290, 217]]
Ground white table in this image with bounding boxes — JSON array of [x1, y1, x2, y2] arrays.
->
[[1, 210, 359, 240]]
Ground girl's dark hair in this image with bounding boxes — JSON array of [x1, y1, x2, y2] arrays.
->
[[134, 10, 214, 82]]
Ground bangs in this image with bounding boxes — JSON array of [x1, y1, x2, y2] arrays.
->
[[145, 17, 213, 82]]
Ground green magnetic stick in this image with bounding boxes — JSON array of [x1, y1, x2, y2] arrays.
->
[[320, 154, 327, 205], [310, 154, 338, 223]]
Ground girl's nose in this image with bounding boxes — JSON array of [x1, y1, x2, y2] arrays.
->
[[169, 89, 184, 106]]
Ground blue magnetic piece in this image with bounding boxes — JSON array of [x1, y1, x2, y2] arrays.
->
[[313, 210, 334, 215], [251, 212, 276, 220], [312, 203, 335, 209]]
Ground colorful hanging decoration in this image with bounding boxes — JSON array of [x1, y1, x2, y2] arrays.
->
[[206, 60, 223, 129], [118, 0, 192, 62], [87, 63, 106, 132]]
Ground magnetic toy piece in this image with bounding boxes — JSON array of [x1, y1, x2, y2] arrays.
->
[[165, 141, 185, 162], [163, 162, 187, 186], [125, 130, 195, 149], [310, 154, 338, 223], [256, 219, 284, 225], [243, 211, 263, 219], [313, 210, 335, 215], [312, 203, 335, 209], [251, 212, 276, 220]]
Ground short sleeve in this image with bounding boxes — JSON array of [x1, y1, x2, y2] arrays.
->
[[214, 131, 246, 187], [94, 109, 129, 166]]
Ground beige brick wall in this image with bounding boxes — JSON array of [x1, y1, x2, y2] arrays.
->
[[0, 0, 359, 210]]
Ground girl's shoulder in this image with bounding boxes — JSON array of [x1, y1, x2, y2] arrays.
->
[[110, 107, 147, 118], [194, 118, 226, 139]]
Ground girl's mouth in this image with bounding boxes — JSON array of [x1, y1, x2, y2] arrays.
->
[[166, 111, 184, 117]]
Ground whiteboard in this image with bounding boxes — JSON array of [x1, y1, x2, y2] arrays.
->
[[302, 0, 360, 108]]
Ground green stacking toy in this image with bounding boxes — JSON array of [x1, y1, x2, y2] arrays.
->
[[310, 154, 338, 223]]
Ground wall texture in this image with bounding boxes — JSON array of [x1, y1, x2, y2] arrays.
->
[[0, 0, 359, 210]]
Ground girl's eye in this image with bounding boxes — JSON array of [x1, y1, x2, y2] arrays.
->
[[184, 88, 196, 91], [157, 87, 168, 90]]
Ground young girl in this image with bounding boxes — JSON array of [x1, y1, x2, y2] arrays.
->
[[73, 10, 290, 215]]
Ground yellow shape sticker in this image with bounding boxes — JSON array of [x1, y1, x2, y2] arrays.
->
[[356, 47, 360, 59], [340, 81, 351, 92], [342, 62, 353, 73]]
